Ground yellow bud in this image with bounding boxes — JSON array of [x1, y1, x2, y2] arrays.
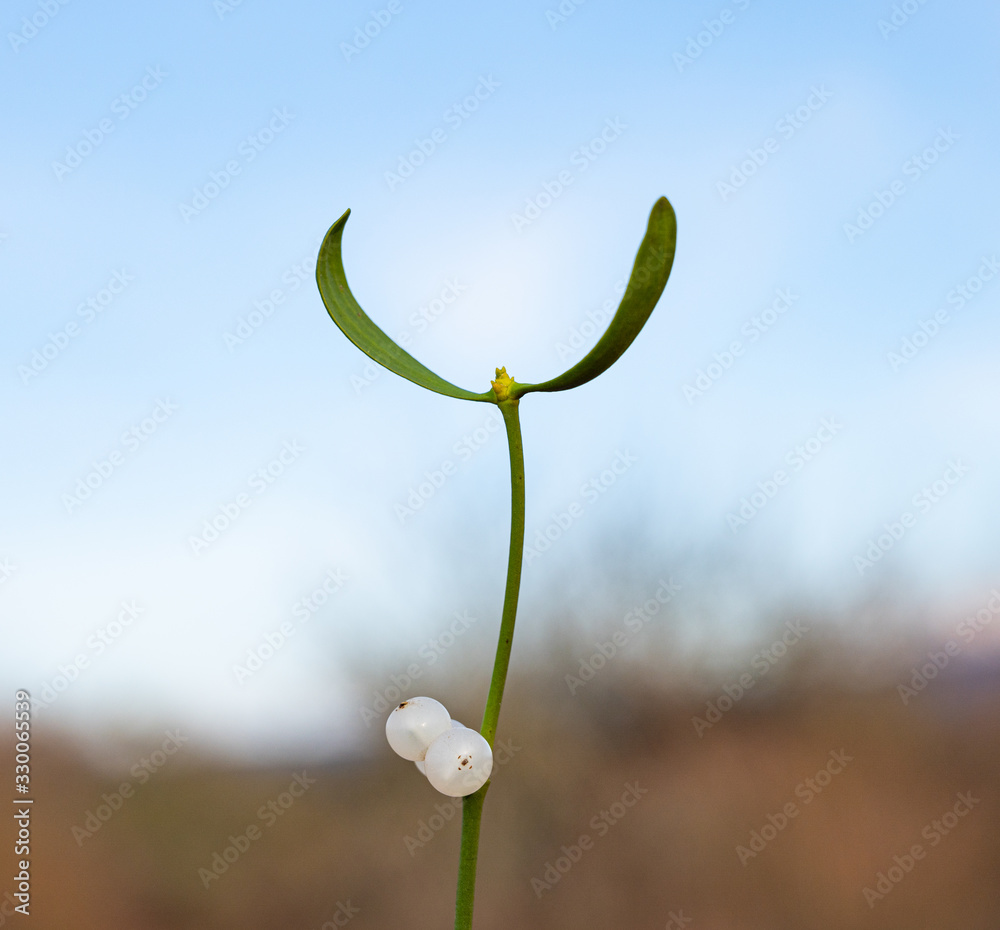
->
[[491, 366, 514, 402]]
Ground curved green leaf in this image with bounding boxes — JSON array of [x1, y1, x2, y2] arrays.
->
[[510, 196, 676, 398], [316, 209, 494, 403]]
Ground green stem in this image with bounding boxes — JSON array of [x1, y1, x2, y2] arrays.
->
[[454, 789, 485, 930], [481, 399, 526, 744], [454, 397, 525, 930]]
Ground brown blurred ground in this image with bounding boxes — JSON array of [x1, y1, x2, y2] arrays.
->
[[5, 624, 1000, 930]]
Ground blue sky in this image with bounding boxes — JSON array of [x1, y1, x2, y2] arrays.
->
[[3, 0, 999, 759]]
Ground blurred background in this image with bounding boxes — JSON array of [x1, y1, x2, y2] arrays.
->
[[2, 0, 999, 926]]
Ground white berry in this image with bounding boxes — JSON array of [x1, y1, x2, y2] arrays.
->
[[423, 726, 493, 797], [385, 697, 452, 762], [415, 721, 464, 774]]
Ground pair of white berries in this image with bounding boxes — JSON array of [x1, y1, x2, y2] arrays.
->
[[385, 696, 493, 797]]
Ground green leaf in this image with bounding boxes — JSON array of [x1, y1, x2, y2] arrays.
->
[[315, 208, 494, 403], [510, 196, 676, 398]]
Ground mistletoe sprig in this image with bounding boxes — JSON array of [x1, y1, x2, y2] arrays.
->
[[316, 196, 676, 929]]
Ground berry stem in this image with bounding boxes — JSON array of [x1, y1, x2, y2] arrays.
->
[[454, 395, 525, 929], [481, 396, 525, 745]]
